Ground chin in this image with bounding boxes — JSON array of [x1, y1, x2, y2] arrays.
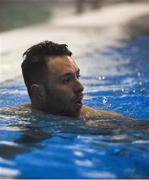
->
[[59, 108, 80, 117], [70, 108, 81, 117]]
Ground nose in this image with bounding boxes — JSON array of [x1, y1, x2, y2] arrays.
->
[[74, 79, 84, 95]]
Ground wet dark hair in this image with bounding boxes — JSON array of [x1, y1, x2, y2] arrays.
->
[[21, 41, 72, 98]]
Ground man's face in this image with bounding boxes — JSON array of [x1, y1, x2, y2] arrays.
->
[[43, 55, 84, 117]]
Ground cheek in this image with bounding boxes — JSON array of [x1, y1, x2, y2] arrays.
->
[[54, 85, 73, 100]]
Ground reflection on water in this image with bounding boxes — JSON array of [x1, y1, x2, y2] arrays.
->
[[0, 36, 149, 178]]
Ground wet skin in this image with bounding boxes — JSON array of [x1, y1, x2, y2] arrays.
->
[[30, 55, 125, 119], [31, 56, 84, 117]]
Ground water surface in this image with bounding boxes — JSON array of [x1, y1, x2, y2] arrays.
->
[[0, 36, 149, 178]]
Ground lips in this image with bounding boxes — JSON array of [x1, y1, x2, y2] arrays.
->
[[75, 94, 84, 108]]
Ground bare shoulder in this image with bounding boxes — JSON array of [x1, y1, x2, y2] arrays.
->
[[80, 106, 127, 120], [17, 104, 31, 110], [0, 104, 31, 115]]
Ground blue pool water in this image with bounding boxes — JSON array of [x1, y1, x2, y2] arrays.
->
[[0, 36, 149, 178]]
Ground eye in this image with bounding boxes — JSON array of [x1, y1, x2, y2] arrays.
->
[[62, 76, 71, 84], [76, 73, 80, 79]]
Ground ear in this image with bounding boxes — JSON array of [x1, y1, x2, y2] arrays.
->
[[30, 84, 46, 101]]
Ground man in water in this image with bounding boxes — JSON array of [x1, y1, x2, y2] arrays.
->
[[21, 41, 124, 119]]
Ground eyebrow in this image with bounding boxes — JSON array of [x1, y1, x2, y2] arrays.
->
[[61, 69, 80, 77]]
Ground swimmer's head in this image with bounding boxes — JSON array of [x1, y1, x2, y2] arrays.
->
[[21, 41, 84, 117]]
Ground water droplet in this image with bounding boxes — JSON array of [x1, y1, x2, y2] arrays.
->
[[98, 76, 102, 80], [139, 81, 142, 86], [137, 72, 141, 77], [102, 96, 108, 104], [121, 88, 125, 92], [98, 76, 105, 80]]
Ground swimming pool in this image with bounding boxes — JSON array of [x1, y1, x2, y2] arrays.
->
[[0, 36, 149, 178]]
